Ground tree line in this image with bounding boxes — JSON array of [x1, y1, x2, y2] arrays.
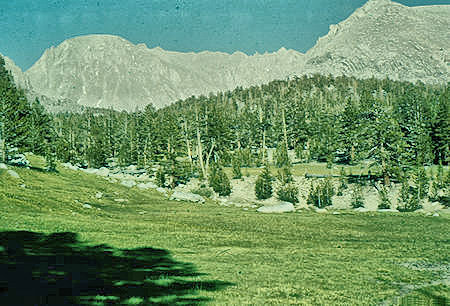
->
[[1, 57, 448, 188]]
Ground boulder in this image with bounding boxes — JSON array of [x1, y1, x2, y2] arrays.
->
[[95, 192, 103, 199], [314, 208, 328, 213], [121, 180, 136, 188], [96, 167, 110, 177], [354, 207, 370, 212], [6, 170, 20, 179], [0, 163, 8, 169], [137, 182, 158, 190], [156, 187, 168, 196], [378, 209, 399, 213], [432, 213, 440, 217], [83, 204, 93, 209], [169, 191, 205, 203], [257, 202, 295, 213], [81, 168, 98, 174]]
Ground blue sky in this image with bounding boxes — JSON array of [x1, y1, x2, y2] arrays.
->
[[1, 0, 449, 70]]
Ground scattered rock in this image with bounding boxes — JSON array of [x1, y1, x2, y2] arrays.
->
[[378, 209, 399, 213], [156, 187, 168, 196], [169, 191, 205, 203], [315, 208, 328, 213], [83, 204, 92, 209], [257, 202, 295, 213], [120, 180, 136, 188], [137, 182, 158, 190], [96, 167, 110, 177], [354, 207, 370, 212], [0, 163, 8, 170], [81, 168, 98, 174], [6, 170, 20, 179], [95, 192, 103, 199]]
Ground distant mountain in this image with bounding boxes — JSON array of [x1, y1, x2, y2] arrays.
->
[[303, 0, 449, 83], [24, 35, 305, 111], [2, 0, 449, 112]]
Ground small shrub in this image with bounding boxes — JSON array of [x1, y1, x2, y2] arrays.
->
[[255, 164, 273, 200], [191, 186, 213, 198], [277, 183, 299, 204], [351, 184, 364, 208], [208, 163, 231, 196]]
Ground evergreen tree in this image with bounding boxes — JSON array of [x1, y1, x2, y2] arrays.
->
[[274, 143, 290, 168], [231, 153, 242, 179], [377, 185, 391, 209], [307, 179, 334, 208], [255, 164, 273, 200], [208, 163, 231, 196], [351, 183, 365, 208]]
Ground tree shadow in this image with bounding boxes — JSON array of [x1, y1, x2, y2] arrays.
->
[[416, 288, 448, 306], [0, 231, 232, 305]]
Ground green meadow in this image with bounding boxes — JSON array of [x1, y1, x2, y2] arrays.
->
[[0, 156, 448, 305]]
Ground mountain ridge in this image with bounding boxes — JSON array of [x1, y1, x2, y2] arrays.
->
[[2, 0, 449, 112]]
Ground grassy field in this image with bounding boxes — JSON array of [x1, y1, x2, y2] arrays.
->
[[1, 156, 449, 305]]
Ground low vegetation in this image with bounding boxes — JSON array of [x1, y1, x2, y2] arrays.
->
[[0, 156, 449, 305]]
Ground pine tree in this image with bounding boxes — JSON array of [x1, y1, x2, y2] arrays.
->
[[208, 163, 231, 196], [274, 143, 290, 168], [255, 164, 273, 200], [351, 184, 364, 208], [377, 185, 391, 209], [231, 153, 242, 179]]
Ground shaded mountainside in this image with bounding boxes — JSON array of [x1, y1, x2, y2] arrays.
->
[[303, 0, 450, 83], [2, 0, 450, 112]]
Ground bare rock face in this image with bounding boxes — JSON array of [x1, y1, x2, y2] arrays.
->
[[25, 35, 305, 111], [303, 0, 450, 83]]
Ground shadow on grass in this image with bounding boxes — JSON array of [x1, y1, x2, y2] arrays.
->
[[0, 231, 232, 305], [416, 288, 448, 306]]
